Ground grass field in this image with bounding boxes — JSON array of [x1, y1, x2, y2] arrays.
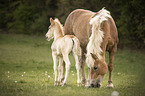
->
[[0, 33, 145, 96]]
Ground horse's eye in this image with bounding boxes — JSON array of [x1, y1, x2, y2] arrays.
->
[[94, 67, 98, 70]]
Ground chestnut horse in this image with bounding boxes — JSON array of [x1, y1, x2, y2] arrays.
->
[[64, 8, 118, 88]]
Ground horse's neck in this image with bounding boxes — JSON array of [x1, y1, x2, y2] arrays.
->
[[54, 26, 64, 40]]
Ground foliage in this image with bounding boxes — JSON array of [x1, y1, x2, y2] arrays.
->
[[0, 0, 145, 48], [30, 12, 49, 35], [115, 0, 145, 48], [0, 34, 145, 96]]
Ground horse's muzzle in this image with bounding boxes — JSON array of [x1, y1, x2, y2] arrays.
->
[[90, 83, 101, 88]]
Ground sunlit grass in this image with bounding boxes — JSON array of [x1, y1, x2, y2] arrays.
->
[[0, 33, 145, 96]]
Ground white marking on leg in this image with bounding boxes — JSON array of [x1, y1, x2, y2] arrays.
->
[[58, 57, 63, 85], [73, 53, 81, 86], [52, 52, 58, 86], [85, 68, 91, 87], [62, 54, 71, 86]]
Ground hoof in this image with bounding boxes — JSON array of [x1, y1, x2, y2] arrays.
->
[[107, 83, 113, 88], [54, 81, 58, 86], [85, 84, 90, 88], [57, 81, 60, 86], [77, 83, 81, 87], [54, 81, 61, 86], [60, 77, 64, 82], [61, 83, 67, 87], [81, 79, 86, 86]]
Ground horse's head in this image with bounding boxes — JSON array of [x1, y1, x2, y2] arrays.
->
[[89, 53, 108, 88], [46, 18, 64, 41], [45, 18, 55, 41]]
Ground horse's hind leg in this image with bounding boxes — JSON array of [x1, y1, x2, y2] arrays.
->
[[60, 61, 65, 82], [62, 54, 71, 86], [57, 56, 63, 85], [107, 44, 117, 88], [52, 52, 58, 86], [73, 53, 81, 87]]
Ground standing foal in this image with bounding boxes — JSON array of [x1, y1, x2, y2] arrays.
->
[[46, 18, 81, 86]]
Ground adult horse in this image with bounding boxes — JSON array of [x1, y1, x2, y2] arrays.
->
[[64, 8, 118, 88]]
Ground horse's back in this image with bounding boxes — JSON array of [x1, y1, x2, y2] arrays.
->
[[64, 9, 94, 28], [64, 9, 118, 52], [51, 37, 73, 55], [64, 9, 95, 49]]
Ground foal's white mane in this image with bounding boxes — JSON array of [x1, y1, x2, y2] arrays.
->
[[54, 18, 64, 35], [86, 8, 111, 67]]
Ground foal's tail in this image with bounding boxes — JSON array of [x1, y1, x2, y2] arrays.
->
[[70, 35, 81, 56]]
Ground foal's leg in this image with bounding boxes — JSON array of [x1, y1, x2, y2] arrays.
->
[[62, 54, 71, 86], [73, 53, 81, 86], [80, 52, 86, 85], [52, 52, 58, 86], [57, 56, 63, 85], [60, 61, 65, 82], [107, 44, 117, 88]]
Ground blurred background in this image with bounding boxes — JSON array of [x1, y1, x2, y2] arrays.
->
[[0, 0, 144, 49]]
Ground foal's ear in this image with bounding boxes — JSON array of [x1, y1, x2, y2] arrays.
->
[[50, 17, 54, 23], [90, 53, 98, 60]]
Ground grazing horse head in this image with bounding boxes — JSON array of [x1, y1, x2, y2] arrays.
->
[[89, 53, 108, 88]]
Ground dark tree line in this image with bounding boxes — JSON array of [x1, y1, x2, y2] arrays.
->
[[0, 0, 144, 49]]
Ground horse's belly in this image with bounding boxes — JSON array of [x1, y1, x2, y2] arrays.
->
[[52, 38, 73, 56]]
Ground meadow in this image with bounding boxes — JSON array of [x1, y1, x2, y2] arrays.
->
[[0, 33, 145, 96]]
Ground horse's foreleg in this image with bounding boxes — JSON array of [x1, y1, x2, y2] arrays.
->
[[107, 44, 117, 88], [52, 52, 58, 86], [80, 53, 86, 85], [58, 56, 63, 85], [62, 54, 71, 86], [73, 53, 81, 87], [85, 68, 91, 87]]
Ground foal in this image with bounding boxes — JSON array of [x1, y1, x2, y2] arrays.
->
[[46, 18, 81, 86]]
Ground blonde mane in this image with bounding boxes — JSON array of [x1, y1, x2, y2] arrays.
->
[[54, 18, 64, 35], [86, 8, 111, 67]]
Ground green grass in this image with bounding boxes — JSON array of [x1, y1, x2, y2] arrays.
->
[[0, 33, 145, 96]]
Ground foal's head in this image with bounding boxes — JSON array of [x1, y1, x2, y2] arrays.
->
[[46, 18, 55, 41], [89, 53, 108, 88], [46, 18, 63, 41]]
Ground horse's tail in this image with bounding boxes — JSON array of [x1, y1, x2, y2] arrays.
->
[[70, 35, 81, 56]]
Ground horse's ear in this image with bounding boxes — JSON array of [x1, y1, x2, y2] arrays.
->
[[55, 17, 58, 20], [50, 17, 54, 23], [90, 53, 98, 60]]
